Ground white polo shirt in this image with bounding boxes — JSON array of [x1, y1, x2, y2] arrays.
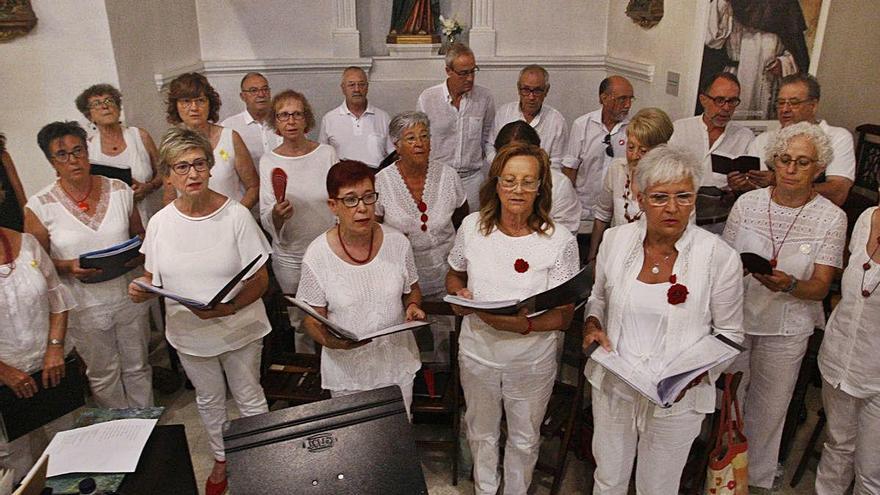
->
[[490, 101, 568, 170], [318, 101, 394, 168], [220, 110, 282, 166]]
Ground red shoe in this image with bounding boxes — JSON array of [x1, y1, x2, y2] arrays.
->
[[206, 460, 228, 495]]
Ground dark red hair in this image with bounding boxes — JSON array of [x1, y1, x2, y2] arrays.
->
[[326, 160, 375, 198]]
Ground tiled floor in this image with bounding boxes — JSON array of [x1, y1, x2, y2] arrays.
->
[[152, 363, 823, 495]]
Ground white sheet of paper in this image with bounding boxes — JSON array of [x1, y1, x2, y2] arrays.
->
[[43, 418, 157, 477]]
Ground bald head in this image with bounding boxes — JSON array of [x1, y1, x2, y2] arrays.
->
[[599, 76, 634, 124]]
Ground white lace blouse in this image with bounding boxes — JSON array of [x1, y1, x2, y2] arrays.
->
[[375, 161, 465, 297], [26, 177, 135, 312], [819, 207, 880, 398], [0, 233, 76, 373], [722, 188, 846, 336], [448, 212, 579, 369], [296, 225, 421, 391]]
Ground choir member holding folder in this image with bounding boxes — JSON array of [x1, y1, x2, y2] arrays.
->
[[0, 226, 76, 483], [25, 121, 153, 410], [722, 122, 846, 490], [129, 127, 272, 495], [296, 160, 424, 415], [446, 143, 579, 495], [582, 145, 744, 495]]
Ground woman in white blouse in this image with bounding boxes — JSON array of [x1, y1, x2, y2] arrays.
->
[[493, 120, 581, 235], [0, 226, 75, 482], [583, 145, 744, 495], [162, 72, 259, 209], [587, 107, 674, 263], [75, 83, 161, 224], [259, 90, 338, 352], [129, 127, 272, 495], [446, 143, 579, 495], [25, 121, 152, 410], [815, 197, 880, 493], [296, 160, 424, 414], [722, 121, 846, 490]]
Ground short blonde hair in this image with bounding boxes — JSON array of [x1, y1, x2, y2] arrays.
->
[[158, 126, 215, 176], [627, 107, 674, 149], [478, 142, 554, 236]]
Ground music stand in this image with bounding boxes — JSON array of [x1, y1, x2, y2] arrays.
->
[[224, 386, 427, 495]]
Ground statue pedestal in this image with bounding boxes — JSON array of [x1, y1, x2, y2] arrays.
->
[[386, 43, 442, 57]]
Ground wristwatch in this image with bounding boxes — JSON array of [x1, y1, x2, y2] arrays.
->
[[48, 338, 64, 346], [782, 277, 798, 294]]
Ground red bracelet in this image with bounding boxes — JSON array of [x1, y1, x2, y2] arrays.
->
[[523, 316, 533, 335]]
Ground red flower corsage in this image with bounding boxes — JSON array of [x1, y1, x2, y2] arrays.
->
[[667, 274, 689, 305], [514, 258, 530, 273]]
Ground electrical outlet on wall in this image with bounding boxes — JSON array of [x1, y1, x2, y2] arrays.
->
[[666, 71, 680, 96]]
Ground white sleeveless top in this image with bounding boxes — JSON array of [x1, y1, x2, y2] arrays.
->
[[209, 127, 243, 202], [89, 126, 154, 222]]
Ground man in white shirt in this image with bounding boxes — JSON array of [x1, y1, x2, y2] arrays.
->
[[562, 75, 633, 259], [417, 43, 495, 211], [490, 65, 568, 170], [670, 72, 755, 192], [745, 73, 854, 206], [220, 72, 282, 166], [318, 67, 393, 168]]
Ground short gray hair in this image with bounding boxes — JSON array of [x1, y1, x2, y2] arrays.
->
[[158, 126, 215, 176], [445, 43, 474, 68], [764, 121, 833, 171], [518, 65, 549, 85], [636, 144, 703, 192], [389, 111, 431, 144]]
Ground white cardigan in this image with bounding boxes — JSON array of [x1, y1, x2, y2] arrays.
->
[[586, 219, 745, 415]]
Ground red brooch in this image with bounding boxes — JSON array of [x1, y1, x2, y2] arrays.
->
[[667, 274, 689, 305], [514, 258, 530, 273]]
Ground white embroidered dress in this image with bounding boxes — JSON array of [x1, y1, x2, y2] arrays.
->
[[375, 161, 465, 297]]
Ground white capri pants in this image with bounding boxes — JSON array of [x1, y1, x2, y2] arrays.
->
[[590, 379, 704, 495], [815, 379, 880, 494], [69, 300, 153, 409], [176, 339, 269, 461], [330, 379, 415, 418], [727, 332, 811, 488], [460, 354, 556, 495]]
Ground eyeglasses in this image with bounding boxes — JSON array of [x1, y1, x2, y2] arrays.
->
[[498, 176, 541, 192], [170, 158, 210, 175], [702, 94, 741, 107], [335, 192, 379, 208], [52, 146, 87, 163], [603, 134, 614, 158], [451, 66, 480, 77], [179, 97, 209, 108], [344, 82, 368, 90], [87, 97, 118, 109], [775, 154, 817, 169], [242, 86, 271, 95], [645, 192, 696, 207], [275, 111, 306, 122], [518, 86, 546, 97], [775, 98, 814, 108]]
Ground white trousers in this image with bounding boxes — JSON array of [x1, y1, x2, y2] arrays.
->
[[330, 379, 414, 418], [69, 301, 153, 408], [591, 382, 704, 495], [727, 332, 811, 488], [815, 379, 880, 494], [176, 340, 268, 461], [460, 354, 556, 495], [459, 170, 487, 214]]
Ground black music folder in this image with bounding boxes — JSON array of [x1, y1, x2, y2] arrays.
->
[[711, 154, 761, 175], [133, 255, 262, 310], [0, 356, 85, 442], [444, 264, 593, 315], [90, 163, 133, 186], [78, 236, 142, 283], [224, 386, 427, 495]]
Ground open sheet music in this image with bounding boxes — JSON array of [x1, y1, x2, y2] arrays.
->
[[443, 264, 593, 315], [78, 236, 142, 283], [286, 296, 430, 342], [133, 255, 262, 310], [587, 334, 743, 408]]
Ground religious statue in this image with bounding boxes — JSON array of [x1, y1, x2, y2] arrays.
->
[[387, 0, 441, 44], [625, 0, 663, 29], [0, 0, 37, 43]]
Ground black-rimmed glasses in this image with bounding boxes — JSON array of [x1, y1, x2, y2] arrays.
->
[[336, 192, 379, 208], [52, 146, 87, 163], [171, 158, 210, 175], [702, 94, 741, 107], [242, 86, 270, 95]]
